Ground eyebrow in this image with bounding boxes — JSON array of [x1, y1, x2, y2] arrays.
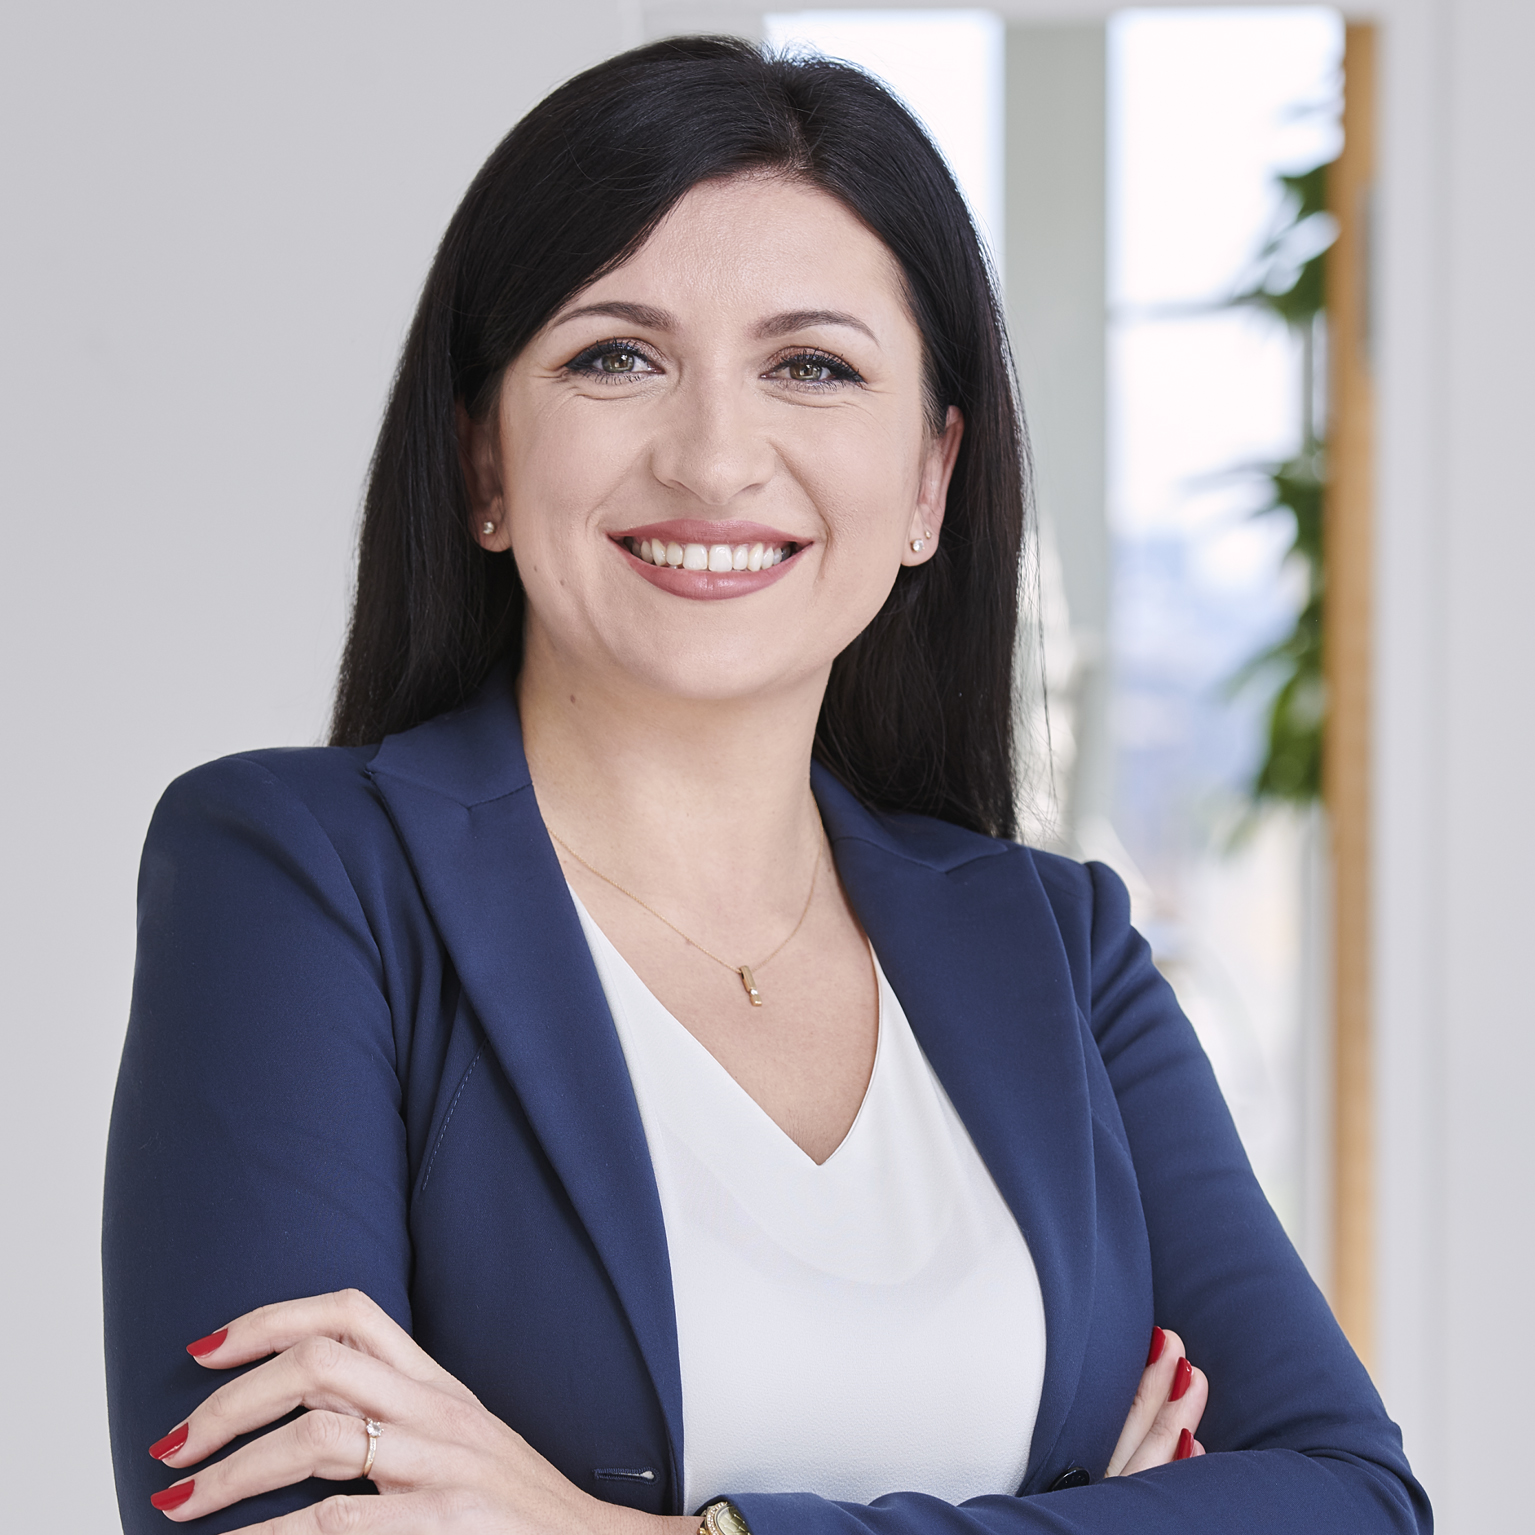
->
[[550, 301, 879, 346], [551, 301, 673, 331], [753, 309, 878, 344]]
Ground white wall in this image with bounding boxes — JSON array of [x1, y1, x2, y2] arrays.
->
[[1372, 0, 1535, 1527], [0, 5, 632, 1528], [1004, 23, 1112, 838]]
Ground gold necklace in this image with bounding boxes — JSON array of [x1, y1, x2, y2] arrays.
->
[[549, 830, 821, 1007]]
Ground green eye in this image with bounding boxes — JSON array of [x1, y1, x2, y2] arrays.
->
[[601, 351, 637, 373], [775, 350, 862, 386]]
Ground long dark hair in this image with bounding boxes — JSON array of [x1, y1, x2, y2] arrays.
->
[[331, 35, 1029, 839]]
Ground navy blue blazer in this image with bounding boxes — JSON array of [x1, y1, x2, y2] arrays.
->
[[103, 675, 1429, 1534]]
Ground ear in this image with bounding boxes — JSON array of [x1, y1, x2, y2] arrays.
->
[[457, 401, 511, 551], [903, 405, 964, 565]]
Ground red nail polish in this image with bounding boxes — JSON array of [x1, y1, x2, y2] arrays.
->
[[1146, 1326, 1166, 1366], [186, 1327, 227, 1358], [149, 1423, 188, 1461], [1174, 1428, 1194, 1461], [150, 1480, 194, 1511], [1170, 1356, 1193, 1401]]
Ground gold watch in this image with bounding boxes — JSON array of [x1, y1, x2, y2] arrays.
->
[[698, 1500, 751, 1535]]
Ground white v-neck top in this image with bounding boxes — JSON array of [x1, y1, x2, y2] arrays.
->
[[569, 892, 1047, 1510]]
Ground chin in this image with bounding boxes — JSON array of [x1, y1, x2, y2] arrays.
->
[[616, 638, 829, 706]]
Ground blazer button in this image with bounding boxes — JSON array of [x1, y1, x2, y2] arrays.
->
[[1049, 1467, 1091, 1491]]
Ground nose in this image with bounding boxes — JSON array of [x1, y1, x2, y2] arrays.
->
[[648, 375, 775, 507]]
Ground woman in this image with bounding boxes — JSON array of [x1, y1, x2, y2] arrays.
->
[[103, 36, 1429, 1535]]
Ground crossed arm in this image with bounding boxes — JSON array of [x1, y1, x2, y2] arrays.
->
[[140, 1291, 1209, 1532], [105, 762, 1422, 1535]]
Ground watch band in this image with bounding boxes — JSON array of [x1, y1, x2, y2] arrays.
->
[[698, 1499, 752, 1535]]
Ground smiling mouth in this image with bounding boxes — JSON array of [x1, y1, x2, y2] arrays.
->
[[623, 536, 799, 573]]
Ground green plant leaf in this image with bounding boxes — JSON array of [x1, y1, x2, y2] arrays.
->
[[1216, 148, 1338, 813]]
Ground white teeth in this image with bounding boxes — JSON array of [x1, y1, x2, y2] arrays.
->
[[631, 537, 795, 572]]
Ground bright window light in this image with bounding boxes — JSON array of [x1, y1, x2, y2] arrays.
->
[[763, 10, 1004, 266]]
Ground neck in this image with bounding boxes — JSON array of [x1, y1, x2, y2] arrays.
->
[[516, 634, 831, 919]]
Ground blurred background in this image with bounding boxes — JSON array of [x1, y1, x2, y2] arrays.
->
[[1, 3, 1529, 1531]]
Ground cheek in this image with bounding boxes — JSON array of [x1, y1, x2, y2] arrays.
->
[[779, 443, 923, 659], [786, 412, 926, 560], [500, 401, 637, 551]]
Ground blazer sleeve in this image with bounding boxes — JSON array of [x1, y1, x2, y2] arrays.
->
[[103, 756, 410, 1534], [726, 860, 1431, 1535]]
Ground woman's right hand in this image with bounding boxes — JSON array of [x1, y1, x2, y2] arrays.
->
[[1105, 1326, 1209, 1476]]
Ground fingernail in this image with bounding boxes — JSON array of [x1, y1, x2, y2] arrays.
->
[[1174, 1428, 1194, 1461], [148, 1423, 189, 1460], [186, 1327, 228, 1358], [150, 1479, 194, 1511], [1170, 1356, 1193, 1402], [1146, 1326, 1166, 1366]]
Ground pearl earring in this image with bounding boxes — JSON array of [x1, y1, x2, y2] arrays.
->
[[481, 521, 496, 536]]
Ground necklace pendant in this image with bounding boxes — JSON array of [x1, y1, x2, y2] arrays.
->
[[738, 966, 763, 1006]]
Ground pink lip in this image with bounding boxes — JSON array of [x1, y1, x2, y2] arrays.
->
[[614, 519, 806, 546], [612, 538, 803, 601], [609, 519, 810, 602]]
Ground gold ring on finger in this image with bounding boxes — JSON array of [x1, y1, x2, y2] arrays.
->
[[360, 1418, 382, 1480]]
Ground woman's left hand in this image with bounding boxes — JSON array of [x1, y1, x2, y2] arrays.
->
[[1103, 1326, 1208, 1477], [147, 1288, 690, 1534]]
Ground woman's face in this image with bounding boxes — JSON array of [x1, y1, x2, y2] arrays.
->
[[464, 173, 962, 707]]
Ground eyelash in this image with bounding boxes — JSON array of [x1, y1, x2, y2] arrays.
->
[[562, 340, 865, 388], [771, 348, 865, 387]]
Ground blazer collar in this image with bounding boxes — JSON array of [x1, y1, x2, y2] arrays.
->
[[813, 770, 1099, 1490], [367, 676, 686, 1497], [368, 677, 1098, 1494]]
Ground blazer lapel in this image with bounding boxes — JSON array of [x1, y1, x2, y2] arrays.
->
[[366, 678, 685, 1491], [363, 679, 1097, 1498], [813, 767, 1098, 1492]]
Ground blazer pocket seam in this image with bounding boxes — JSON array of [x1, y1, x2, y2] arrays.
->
[[419, 1044, 486, 1195]]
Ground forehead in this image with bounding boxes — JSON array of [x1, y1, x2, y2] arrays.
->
[[576, 174, 910, 323]]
